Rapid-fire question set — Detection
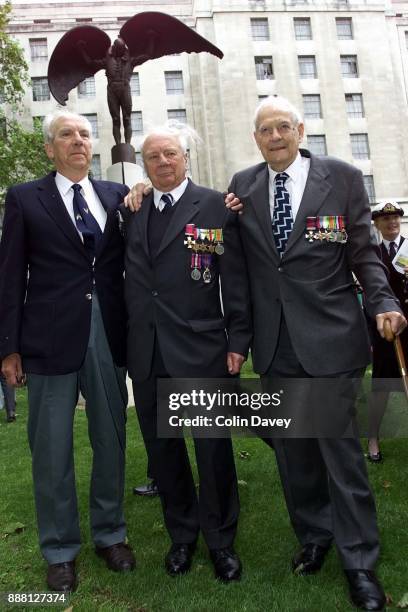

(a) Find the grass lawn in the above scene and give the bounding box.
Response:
[0,383,407,612]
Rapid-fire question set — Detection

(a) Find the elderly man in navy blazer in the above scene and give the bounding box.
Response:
[0,111,135,592]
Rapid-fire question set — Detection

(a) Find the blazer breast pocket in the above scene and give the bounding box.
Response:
[188,318,225,332]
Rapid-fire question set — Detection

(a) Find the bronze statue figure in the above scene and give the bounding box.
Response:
[48,12,223,146]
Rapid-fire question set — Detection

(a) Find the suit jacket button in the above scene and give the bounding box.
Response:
[85,293,92,300]
[152,290,158,297]
[278,267,282,272]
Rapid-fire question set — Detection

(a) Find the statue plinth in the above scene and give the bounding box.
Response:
[107,143,143,187]
[111,143,136,165]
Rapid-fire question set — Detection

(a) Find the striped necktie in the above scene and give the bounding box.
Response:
[272,172,293,256]
[160,193,174,213]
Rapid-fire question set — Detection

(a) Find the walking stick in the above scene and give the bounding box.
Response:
[383,318,408,400]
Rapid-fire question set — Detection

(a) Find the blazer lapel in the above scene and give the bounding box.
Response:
[284,153,332,254]
[246,164,279,258]
[37,173,88,258]
[134,192,153,259]
[92,180,124,258]
[155,180,200,258]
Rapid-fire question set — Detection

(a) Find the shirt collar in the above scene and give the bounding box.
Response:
[268,152,303,185]
[55,172,91,197]
[153,177,189,208]
[383,235,401,249]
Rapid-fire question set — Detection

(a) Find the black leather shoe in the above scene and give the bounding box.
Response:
[47,561,77,592]
[210,547,242,582]
[6,412,16,423]
[345,570,386,610]
[165,543,195,576]
[132,480,159,496]
[95,542,136,572]
[292,543,330,575]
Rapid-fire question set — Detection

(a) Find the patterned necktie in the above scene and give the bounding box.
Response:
[272,172,293,256]
[389,241,397,260]
[72,183,102,256]
[160,193,174,213]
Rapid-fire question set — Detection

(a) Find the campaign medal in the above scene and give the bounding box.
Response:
[202,254,212,283]
[214,228,224,254]
[305,216,348,243]
[191,253,201,280]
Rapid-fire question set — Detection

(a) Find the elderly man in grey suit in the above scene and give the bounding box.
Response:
[226,95,406,611]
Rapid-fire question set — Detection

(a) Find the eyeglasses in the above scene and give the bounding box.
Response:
[256,123,296,138]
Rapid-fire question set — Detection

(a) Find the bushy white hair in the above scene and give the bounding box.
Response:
[140,121,202,157]
[254,95,303,129]
[42,110,93,143]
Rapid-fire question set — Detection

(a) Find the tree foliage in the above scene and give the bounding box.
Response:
[0,1,28,106]
[0,2,52,221]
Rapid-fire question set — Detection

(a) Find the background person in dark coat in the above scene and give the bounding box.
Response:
[226,95,406,611]
[0,111,135,592]
[368,201,408,461]
[121,124,251,583]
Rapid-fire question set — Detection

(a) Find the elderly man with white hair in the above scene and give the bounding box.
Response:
[0,110,135,592]
[120,123,251,583]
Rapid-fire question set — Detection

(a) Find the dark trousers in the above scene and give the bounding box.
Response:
[261,318,379,570]
[132,342,239,550]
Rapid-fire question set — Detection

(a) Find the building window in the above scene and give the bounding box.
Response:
[91,155,101,180]
[351,133,370,159]
[345,93,364,118]
[78,76,96,98]
[167,109,187,123]
[298,56,317,79]
[406,32,408,49]
[251,18,270,41]
[307,135,327,156]
[31,77,50,101]
[340,55,358,78]
[131,111,143,135]
[165,71,184,94]
[255,56,274,80]
[29,38,48,62]
[83,114,98,138]
[336,17,353,40]
[364,176,376,204]
[135,151,145,174]
[130,73,140,96]
[294,18,312,41]
[303,94,322,119]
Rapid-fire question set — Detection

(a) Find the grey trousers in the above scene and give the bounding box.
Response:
[27,295,128,563]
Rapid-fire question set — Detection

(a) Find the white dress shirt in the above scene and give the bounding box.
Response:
[153,177,189,211]
[382,235,401,255]
[268,152,310,222]
[54,172,107,236]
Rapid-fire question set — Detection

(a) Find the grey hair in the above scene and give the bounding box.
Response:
[140,121,202,157]
[254,95,303,129]
[42,110,93,143]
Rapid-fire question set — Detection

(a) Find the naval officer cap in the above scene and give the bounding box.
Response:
[371,201,404,220]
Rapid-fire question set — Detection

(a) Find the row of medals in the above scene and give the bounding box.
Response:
[305,216,348,244]
[184,225,224,283]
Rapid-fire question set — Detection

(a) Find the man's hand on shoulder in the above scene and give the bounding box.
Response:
[123,181,152,212]
[376,311,407,339]
[1,353,25,387]
[227,352,246,375]
[225,192,244,214]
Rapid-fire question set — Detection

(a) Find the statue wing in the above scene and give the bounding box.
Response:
[48,26,111,105]
[120,12,223,63]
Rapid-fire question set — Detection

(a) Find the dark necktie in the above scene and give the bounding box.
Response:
[160,193,174,213]
[272,172,293,256]
[72,183,102,256]
[389,241,397,260]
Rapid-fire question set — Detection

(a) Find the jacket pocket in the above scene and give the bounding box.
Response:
[188,318,225,332]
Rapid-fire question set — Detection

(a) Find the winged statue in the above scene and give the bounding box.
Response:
[48,12,223,145]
